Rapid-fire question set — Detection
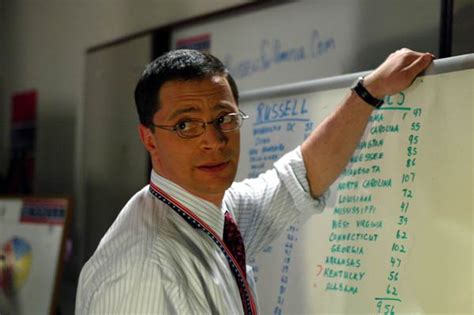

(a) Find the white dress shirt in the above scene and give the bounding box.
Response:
[75,147,325,314]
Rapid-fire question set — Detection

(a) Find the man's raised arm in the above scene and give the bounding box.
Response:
[301,48,434,198]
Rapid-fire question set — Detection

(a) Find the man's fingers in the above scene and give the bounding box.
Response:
[404,53,433,76]
[365,49,434,97]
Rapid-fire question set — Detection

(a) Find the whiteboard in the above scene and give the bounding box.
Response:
[171,1,440,91]
[235,55,473,314]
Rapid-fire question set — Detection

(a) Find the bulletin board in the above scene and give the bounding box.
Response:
[0,197,71,315]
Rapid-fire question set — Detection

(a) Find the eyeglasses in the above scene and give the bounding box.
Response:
[150,110,249,139]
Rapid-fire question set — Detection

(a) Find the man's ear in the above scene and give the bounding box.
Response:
[138,124,157,154]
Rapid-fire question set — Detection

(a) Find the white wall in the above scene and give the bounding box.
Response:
[0,0,249,194]
[81,36,152,262]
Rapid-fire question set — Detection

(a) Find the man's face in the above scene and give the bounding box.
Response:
[143,75,240,205]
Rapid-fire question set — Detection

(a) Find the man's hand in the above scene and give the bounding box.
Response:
[301,48,434,198]
[364,48,435,99]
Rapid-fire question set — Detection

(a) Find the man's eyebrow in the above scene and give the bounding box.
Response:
[213,102,237,111]
[168,103,237,120]
[168,107,200,120]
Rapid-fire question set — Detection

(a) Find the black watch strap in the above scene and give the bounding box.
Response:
[352,77,384,108]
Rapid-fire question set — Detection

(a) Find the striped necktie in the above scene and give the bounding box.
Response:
[223,211,247,279]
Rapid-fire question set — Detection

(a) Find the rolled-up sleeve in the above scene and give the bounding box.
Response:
[224,146,328,258]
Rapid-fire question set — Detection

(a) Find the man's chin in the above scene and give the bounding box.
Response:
[200,179,234,193]
[188,166,237,199]
[191,178,234,198]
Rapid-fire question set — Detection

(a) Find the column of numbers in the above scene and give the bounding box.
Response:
[376,107,422,314]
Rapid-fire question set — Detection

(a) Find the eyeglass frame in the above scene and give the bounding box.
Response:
[149,110,249,139]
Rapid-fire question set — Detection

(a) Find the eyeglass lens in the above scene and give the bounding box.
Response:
[178,112,244,138]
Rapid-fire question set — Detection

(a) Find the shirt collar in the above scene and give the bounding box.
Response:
[150,170,226,238]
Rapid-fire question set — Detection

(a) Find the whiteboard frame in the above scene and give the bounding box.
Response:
[240,54,474,102]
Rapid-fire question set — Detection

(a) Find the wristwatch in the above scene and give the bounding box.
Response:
[351,76,384,108]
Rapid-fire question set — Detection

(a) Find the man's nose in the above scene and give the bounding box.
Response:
[200,123,227,150]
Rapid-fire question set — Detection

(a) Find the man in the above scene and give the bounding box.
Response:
[76,48,433,314]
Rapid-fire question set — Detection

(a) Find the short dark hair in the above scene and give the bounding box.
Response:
[134,49,239,127]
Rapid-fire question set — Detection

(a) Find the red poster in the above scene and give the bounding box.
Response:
[175,33,211,52]
[5,90,37,193]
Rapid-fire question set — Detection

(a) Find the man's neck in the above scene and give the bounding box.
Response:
[151,169,225,208]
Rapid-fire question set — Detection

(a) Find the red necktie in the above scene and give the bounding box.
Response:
[223,211,247,279]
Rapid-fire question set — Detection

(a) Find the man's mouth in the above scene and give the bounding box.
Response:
[197,161,230,172]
